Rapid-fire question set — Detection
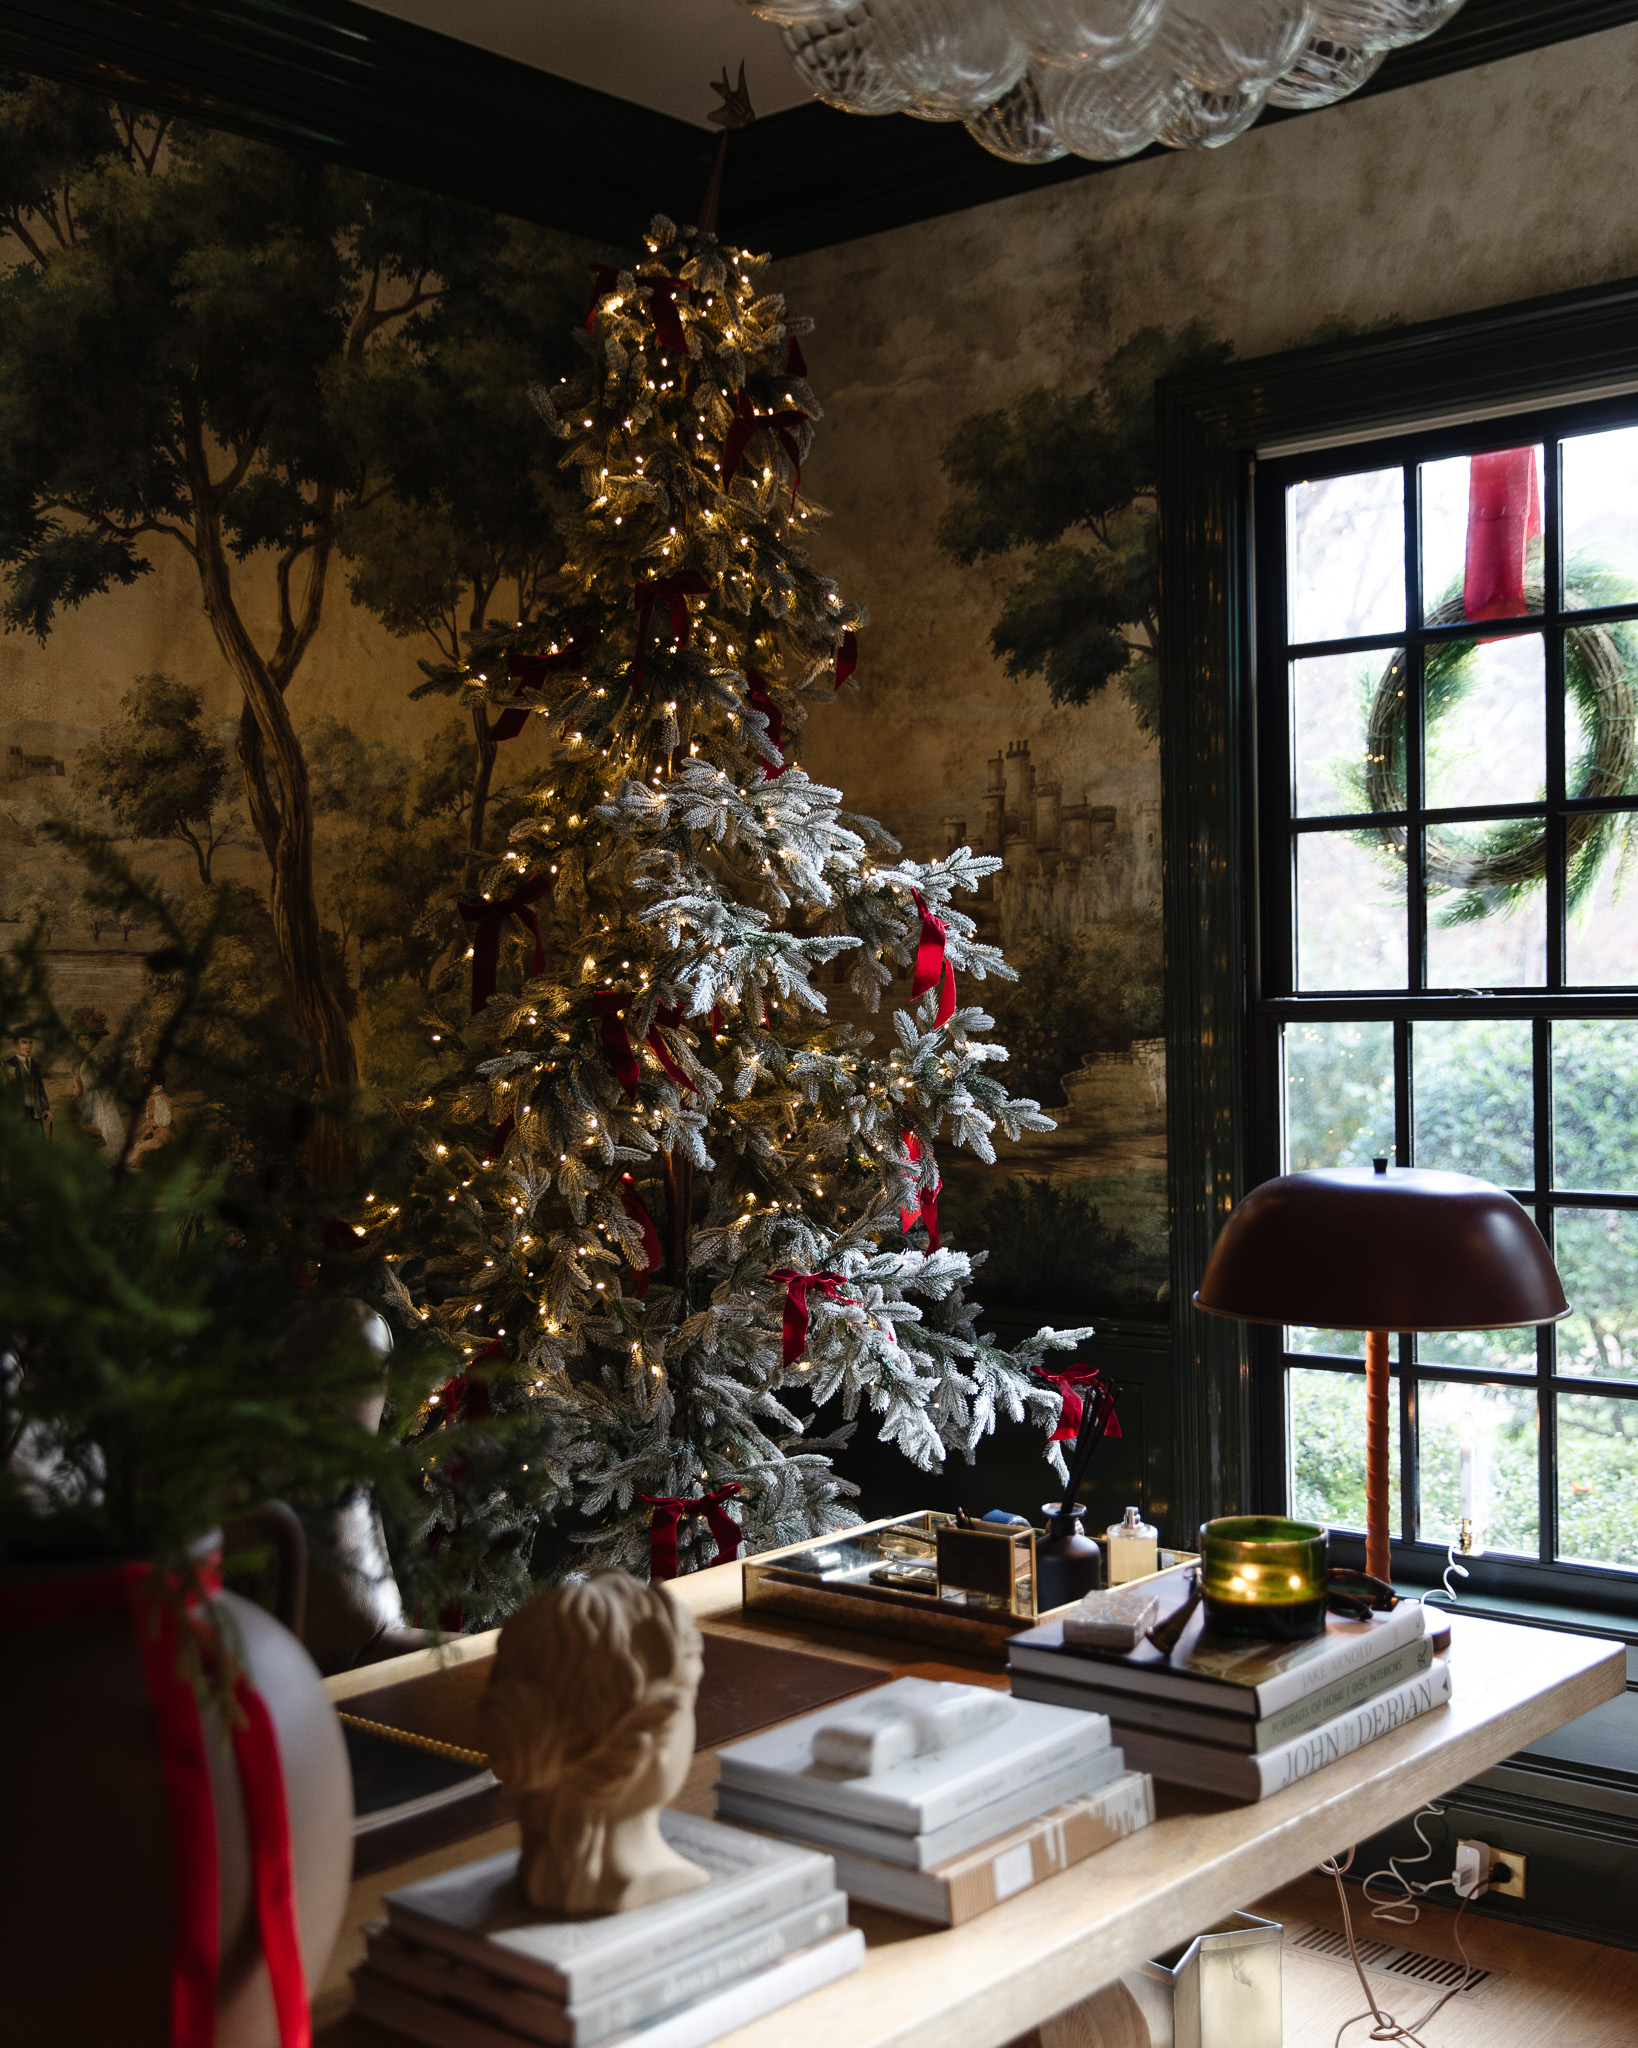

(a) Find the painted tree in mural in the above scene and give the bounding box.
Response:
[938,324,1229,737]
[0,77,585,1173]
[377,217,1104,1580]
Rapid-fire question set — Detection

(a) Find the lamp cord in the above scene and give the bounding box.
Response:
[1318,1806,1476,2047]
[1421,1550,1470,1611]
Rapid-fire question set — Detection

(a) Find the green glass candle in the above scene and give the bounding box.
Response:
[1197,1516,1330,1641]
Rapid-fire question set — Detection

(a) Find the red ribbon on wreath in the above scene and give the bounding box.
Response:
[909,890,957,1026]
[459,873,554,1016]
[0,1558,310,2048]
[619,1172,663,1296]
[834,630,857,690]
[722,390,807,505]
[489,639,595,743]
[767,1267,849,1367]
[1034,1365,1123,1445]
[900,1132,942,1251]
[634,571,711,688]
[593,994,697,1094]
[640,1483,744,1581]
[745,667,784,779]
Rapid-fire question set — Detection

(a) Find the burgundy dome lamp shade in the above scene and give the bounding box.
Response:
[1194,1162,1568,1583]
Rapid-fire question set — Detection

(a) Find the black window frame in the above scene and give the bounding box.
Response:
[1252,398,1638,1608]
[1157,275,1638,1631]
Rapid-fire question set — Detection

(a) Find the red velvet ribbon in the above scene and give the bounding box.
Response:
[835,630,857,689]
[900,1132,942,1251]
[909,890,957,1026]
[745,667,784,779]
[1035,1365,1123,1445]
[459,873,554,1016]
[585,262,620,331]
[619,1171,663,1295]
[1465,447,1542,624]
[593,994,697,1093]
[767,1267,848,1367]
[643,276,689,354]
[483,1114,515,1163]
[0,1558,309,2048]
[786,337,807,378]
[640,1483,744,1580]
[722,391,807,504]
[634,571,711,687]
[489,640,594,743]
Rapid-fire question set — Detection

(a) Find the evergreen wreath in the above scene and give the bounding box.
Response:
[1361,570,1638,923]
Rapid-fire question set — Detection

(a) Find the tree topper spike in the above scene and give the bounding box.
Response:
[708,63,756,132]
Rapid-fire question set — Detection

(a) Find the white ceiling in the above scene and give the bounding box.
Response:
[354,1,816,127]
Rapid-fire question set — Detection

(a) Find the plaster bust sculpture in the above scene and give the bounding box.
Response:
[480,1572,709,1915]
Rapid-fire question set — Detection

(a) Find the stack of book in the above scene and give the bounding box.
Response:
[352,1809,862,2048]
[1007,1584,1449,1801]
[715,1677,1155,1925]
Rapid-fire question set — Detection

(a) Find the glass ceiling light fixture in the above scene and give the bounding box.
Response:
[745,0,1466,164]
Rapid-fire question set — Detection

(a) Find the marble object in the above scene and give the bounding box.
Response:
[480,1573,709,1914]
[811,1676,1015,1776]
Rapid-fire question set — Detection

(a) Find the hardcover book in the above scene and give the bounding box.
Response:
[1007,1594,1428,1718]
[383,1811,835,2004]
[715,1743,1126,1869]
[715,1681,1111,1835]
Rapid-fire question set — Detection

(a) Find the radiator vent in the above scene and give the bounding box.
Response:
[1285,1921,1497,2000]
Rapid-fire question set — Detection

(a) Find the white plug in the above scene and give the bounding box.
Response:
[1452,1839,1490,1899]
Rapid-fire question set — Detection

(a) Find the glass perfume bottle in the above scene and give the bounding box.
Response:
[1106,1505,1158,1584]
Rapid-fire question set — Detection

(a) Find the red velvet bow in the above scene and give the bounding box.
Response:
[835,630,857,689]
[489,639,594,743]
[643,275,689,354]
[1465,447,1542,625]
[634,571,711,687]
[1035,1365,1123,1445]
[585,262,621,331]
[745,666,784,779]
[722,390,807,504]
[909,890,957,1027]
[483,1114,515,1164]
[767,1267,849,1367]
[620,1171,663,1296]
[0,1558,309,2048]
[593,994,697,1094]
[459,872,554,1016]
[900,1132,942,1251]
[640,1483,744,1581]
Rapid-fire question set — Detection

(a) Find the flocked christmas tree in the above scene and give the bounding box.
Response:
[377,213,1105,1589]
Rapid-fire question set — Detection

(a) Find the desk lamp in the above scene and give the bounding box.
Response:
[1193,1160,1568,1583]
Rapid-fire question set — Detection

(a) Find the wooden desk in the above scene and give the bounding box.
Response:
[317,1561,1624,2048]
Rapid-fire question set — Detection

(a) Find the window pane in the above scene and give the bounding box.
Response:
[1416,1323,1536,1371]
[1288,467,1405,647]
[1296,832,1405,990]
[1552,1019,1638,1189]
[1287,1327,1366,1361]
[1417,1381,1538,1558]
[1424,632,1544,811]
[1565,815,1638,987]
[1421,447,1544,626]
[1556,1393,1638,1569]
[1292,650,1399,818]
[1288,1366,1401,1535]
[1562,424,1638,610]
[1425,832,1545,989]
[1412,1019,1533,1188]
[1284,1019,1395,1171]
[1555,1210,1638,1383]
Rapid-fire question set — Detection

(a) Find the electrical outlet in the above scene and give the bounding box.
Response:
[1454,1838,1527,1900]
[1488,1849,1526,1899]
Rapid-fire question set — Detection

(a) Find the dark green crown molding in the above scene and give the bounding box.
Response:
[2,0,1636,253]
[1155,274,1638,1540]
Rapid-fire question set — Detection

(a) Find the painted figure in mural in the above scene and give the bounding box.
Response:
[69,1009,126,1155]
[6,1033,51,1135]
[128,1078,175,1169]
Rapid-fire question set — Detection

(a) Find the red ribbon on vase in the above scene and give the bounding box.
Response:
[592,994,698,1094]
[767,1267,849,1367]
[745,667,784,779]
[459,873,554,1016]
[488,639,594,744]
[834,630,857,690]
[634,571,711,688]
[900,1133,942,1251]
[909,890,957,1027]
[619,1171,664,1295]
[640,1483,744,1581]
[1034,1365,1123,1445]
[1465,447,1543,625]
[0,1558,310,2048]
[721,390,807,505]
